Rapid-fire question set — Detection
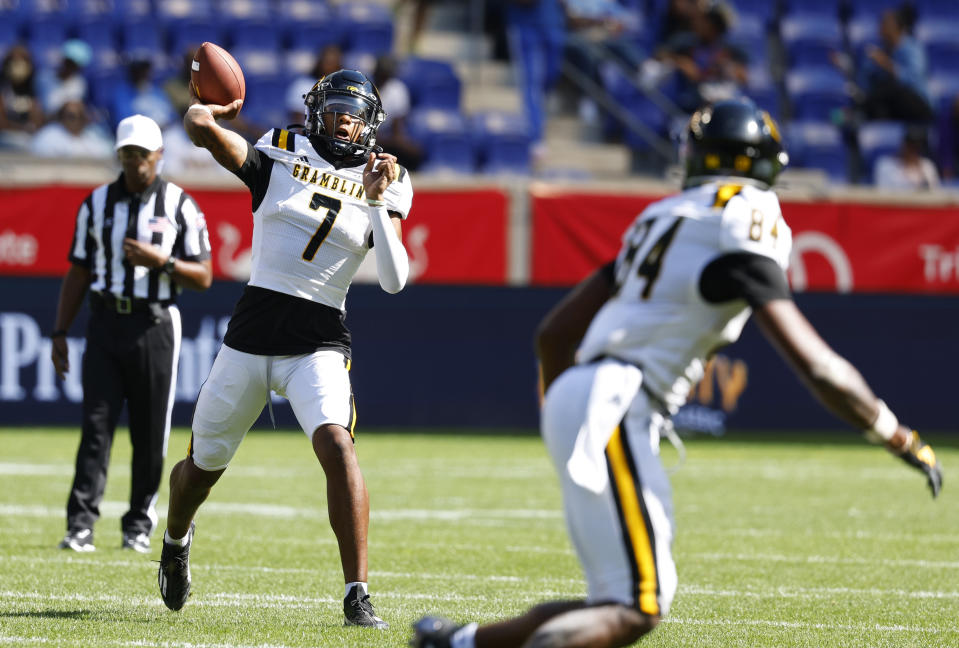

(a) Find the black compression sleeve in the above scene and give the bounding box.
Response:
[699,252,791,308]
[232,141,274,212]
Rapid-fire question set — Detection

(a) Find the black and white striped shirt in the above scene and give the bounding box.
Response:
[69,174,211,302]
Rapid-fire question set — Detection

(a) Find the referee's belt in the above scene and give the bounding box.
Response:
[90,291,174,315]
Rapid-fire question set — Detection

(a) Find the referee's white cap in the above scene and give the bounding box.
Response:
[115,114,163,152]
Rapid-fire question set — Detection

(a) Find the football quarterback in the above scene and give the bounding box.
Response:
[411,97,942,648]
[158,69,409,630]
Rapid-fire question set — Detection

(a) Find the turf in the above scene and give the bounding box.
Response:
[0,427,955,648]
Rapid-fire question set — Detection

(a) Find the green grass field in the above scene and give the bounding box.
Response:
[0,427,955,648]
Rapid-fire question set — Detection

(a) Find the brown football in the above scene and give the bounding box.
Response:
[190,42,245,107]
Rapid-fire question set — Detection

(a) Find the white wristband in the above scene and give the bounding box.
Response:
[188,104,213,117]
[863,399,899,443]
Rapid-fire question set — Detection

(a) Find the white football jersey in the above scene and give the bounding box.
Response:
[577,180,792,412]
[247,128,413,311]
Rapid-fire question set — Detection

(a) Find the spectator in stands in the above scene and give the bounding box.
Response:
[855,5,932,123]
[874,125,940,190]
[563,0,647,129]
[395,0,435,54]
[0,44,44,151]
[111,53,176,129]
[33,100,114,159]
[286,44,344,127]
[505,0,567,159]
[655,2,748,113]
[37,39,92,117]
[655,0,707,47]
[371,54,422,171]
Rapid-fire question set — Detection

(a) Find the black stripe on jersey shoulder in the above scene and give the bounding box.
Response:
[699,252,791,308]
[271,128,282,147]
[285,131,296,152]
[235,141,275,213]
[713,184,744,208]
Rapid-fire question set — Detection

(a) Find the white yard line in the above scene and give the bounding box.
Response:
[662,617,949,635]
[694,551,959,570]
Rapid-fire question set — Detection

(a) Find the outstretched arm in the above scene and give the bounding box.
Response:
[753,298,942,497]
[535,264,614,394]
[183,84,247,172]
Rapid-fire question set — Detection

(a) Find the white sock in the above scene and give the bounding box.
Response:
[451,623,478,648]
[346,581,368,598]
[163,528,190,546]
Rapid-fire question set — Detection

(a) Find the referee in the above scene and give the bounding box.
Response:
[51,114,213,554]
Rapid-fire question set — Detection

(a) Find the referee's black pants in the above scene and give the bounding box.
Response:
[66,301,180,538]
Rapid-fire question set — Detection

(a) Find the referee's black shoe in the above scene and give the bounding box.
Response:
[158,522,194,611]
[344,585,389,629]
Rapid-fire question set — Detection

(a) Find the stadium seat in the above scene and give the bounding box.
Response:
[726,14,767,61]
[914,0,959,19]
[845,14,879,52]
[928,73,959,114]
[156,0,214,27]
[119,20,162,58]
[726,0,778,27]
[277,0,335,37]
[407,109,476,174]
[218,0,273,30]
[471,112,532,175]
[286,19,344,54]
[243,77,290,130]
[784,120,848,180]
[169,21,224,60]
[339,3,394,56]
[26,18,70,69]
[916,19,959,74]
[780,14,843,68]
[780,0,842,19]
[848,0,903,15]
[785,66,849,121]
[232,45,283,82]
[858,120,905,181]
[398,58,461,111]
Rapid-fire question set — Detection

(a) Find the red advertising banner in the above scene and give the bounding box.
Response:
[0,185,508,285]
[531,191,959,293]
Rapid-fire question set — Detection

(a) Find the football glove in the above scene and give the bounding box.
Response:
[895,430,942,499]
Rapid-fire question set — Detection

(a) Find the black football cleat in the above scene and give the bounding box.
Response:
[344,585,389,629]
[157,522,194,611]
[410,616,463,648]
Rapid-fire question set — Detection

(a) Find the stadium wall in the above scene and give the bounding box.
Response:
[1,277,957,432]
[1,174,957,432]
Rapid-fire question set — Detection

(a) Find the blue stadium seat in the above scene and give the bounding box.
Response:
[218,0,273,30]
[232,45,283,82]
[915,0,959,19]
[169,21,224,60]
[928,73,959,114]
[339,3,394,56]
[916,19,959,74]
[398,57,461,110]
[112,0,152,23]
[230,22,282,52]
[471,112,532,175]
[780,14,843,68]
[156,0,214,26]
[727,0,778,27]
[26,18,70,69]
[277,0,332,27]
[927,43,959,75]
[118,19,162,54]
[858,120,905,180]
[780,0,842,19]
[848,0,903,16]
[243,77,290,130]
[0,19,21,50]
[407,109,476,174]
[76,18,120,72]
[845,15,879,52]
[726,13,767,60]
[785,66,849,121]
[784,120,848,180]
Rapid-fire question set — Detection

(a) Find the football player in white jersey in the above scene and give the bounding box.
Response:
[411,98,943,648]
[157,70,410,629]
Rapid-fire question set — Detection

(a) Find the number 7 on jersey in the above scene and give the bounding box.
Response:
[302,193,342,261]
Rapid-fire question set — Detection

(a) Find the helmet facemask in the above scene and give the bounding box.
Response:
[304,85,385,160]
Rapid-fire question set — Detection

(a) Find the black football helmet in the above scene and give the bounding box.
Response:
[304,69,386,163]
[682,97,788,189]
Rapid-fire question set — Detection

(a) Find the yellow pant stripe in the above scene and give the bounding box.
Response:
[607,426,660,616]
